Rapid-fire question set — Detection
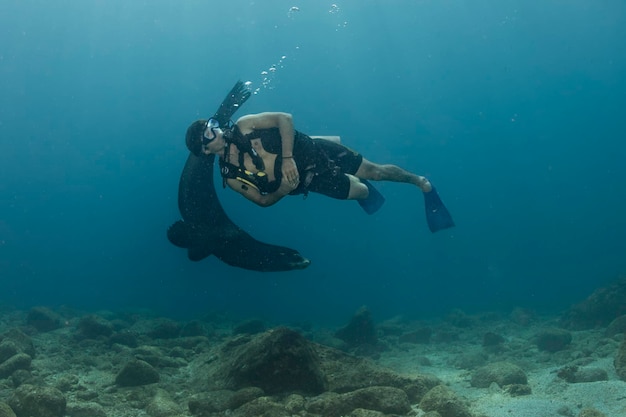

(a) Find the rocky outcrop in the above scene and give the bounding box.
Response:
[216,327,326,395]
[561,276,626,329]
[193,327,441,417]
[8,384,66,417]
[335,307,378,347]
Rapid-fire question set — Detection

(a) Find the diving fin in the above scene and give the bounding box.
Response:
[358,180,386,215]
[423,187,455,232]
[212,80,252,127]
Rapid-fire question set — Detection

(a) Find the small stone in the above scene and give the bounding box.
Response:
[76,316,114,339]
[0,353,32,378]
[454,351,488,370]
[115,360,160,387]
[284,393,305,413]
[147,320,181,339]
[26,307,61,332]
[503,383,532,396]
[306,387,410,416]
[0,341,19,363]
[348,409,387,417]
[109,331,138,348]
[419,385,472,417]
[180,320,207,337]
[230,397,289,416]
[535,328,572,352]
[11,369,33,387]
[188,390,234,414]
[0,401,17,417]
[0,329,36,357]
[229,387,265,409]
[574,367,608,383]
[232,319,266,335]
[578,407,607,417]
[483,332,505,347]
[471,361,528,388]
[146,389,183,417]
[66,401,107,417]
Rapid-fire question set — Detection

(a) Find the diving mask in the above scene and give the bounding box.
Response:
[202,118,220,145]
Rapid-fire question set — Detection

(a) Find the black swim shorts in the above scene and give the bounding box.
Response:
[304,139,363,200]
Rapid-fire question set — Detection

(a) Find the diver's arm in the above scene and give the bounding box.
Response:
[236,112,298,182]
[226,177,296,207]
[236,112,295,156]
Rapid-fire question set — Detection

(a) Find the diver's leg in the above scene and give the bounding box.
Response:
[355,159,432,192]
[346,174,369,200]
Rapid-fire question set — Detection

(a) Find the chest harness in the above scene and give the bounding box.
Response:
[219,125,273,194]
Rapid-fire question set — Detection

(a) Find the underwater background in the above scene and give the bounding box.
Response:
[1,0,624,325]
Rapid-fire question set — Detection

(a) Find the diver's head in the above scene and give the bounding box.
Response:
[186,118,223,156]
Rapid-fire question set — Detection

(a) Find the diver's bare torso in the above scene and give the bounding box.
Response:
[225,135,341,187]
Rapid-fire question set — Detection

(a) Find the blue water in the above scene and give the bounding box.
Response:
[1,1,625,325]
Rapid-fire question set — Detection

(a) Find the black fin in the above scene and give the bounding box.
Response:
[357,180,386,215]
[212,80,251,126]
[423,187,455,232]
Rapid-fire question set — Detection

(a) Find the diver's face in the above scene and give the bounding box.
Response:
[201,128,224,155]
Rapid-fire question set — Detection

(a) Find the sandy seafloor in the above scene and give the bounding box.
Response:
[376,318,626,417]
[1,305,625,417]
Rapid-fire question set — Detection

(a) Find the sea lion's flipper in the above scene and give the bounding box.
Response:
[167,220,189,248]
[213,225,310,271]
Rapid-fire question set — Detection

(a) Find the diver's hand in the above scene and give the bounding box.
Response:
[279,175,299,193]
[257,177,299,207]
[282,157,299,187]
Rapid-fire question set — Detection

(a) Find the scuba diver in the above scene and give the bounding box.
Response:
[185,112,454,232]
[169,81,453,271]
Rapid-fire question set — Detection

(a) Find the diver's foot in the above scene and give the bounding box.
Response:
[418,176,432,193]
